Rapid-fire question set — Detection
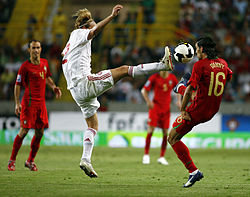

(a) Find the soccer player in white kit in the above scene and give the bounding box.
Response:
[61,4,174,178]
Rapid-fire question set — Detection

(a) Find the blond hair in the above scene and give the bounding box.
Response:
[73,8,93,29]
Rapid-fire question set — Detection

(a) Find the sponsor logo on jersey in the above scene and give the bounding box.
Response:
[16,74,21,82]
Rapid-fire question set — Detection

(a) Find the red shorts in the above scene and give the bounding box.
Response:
[172,115,196,135]
[20,103,48,129]
[148,108,170,129]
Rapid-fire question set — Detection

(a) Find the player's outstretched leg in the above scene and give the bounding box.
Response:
[183,169,204,188]
[80,158,98,178]
[173,73,191,94]
[128,46,174,78]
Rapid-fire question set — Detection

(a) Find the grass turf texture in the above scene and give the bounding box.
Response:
[0,145,250,197]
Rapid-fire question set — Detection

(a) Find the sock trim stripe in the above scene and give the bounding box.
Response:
[87,128,97,136]
[128,66,133,77]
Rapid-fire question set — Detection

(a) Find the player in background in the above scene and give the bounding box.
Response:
[141,71,181,165]
[168,37,233,187]
[61,4,174,178]
[7,40,62,171]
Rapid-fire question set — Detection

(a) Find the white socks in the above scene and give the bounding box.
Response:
[190,169,199,175]
[128,62,166,78]
[81,128,97,162]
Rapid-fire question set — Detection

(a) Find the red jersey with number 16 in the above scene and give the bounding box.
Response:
[16,58,52,105]
[187,57,233,123]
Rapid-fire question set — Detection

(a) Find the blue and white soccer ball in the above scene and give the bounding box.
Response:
[174,43,194,63]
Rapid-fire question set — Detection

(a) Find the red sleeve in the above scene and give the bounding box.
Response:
[187,62,201,90]
[15,63,26,86]
[143,74,156,91]
[45,59,52,78]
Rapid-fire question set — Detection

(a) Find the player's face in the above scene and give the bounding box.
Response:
[195,43,202,60]
[29,41,41,59]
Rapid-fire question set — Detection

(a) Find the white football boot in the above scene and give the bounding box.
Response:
[157,157,169,165]
[161,46,174,71]
[142,155,150,164]
[80,159,98,178]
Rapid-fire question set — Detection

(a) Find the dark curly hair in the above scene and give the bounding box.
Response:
[28,39,41,48]
[196,37,218,59]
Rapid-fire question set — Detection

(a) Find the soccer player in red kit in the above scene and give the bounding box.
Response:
[168,37,233,187]
[141,71,181,165]
[8,40,62,171]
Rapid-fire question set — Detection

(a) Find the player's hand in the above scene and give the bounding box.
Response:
[15,103,22,116]
[181,111,191,121]
[111,4,123,17]
[53,87,62,99]
[191,90,197,101]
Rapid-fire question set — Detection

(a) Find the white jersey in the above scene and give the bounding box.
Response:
[62,28,92,89]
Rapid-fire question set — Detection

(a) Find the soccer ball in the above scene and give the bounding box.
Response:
[174,43,194,63]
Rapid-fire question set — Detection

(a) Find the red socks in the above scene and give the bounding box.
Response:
[27,135,42,162]
[145,133,168,157]
[172,141,197,173]
[160,135,168,157]
[144,133,152,155]
[10,135,24,161]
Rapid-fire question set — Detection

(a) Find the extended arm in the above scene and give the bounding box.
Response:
[180,85,195,121]
[46,77,62,99]
[141,88,154,109]
[14,84,22,116]
[87,4,123,40]
[176,94,182,110]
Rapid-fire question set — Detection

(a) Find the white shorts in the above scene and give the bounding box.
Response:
[70,70,114,118]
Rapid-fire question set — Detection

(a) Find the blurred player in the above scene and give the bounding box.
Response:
[8,40,62,171]
[141,71,181,165]
[61,4,174,178]
[168,37,233,187]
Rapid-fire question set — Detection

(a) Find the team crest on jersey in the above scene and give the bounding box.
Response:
[24,120,27,124]
[169,80,173,85]
[44,66,47,73]
[16,74,21,82]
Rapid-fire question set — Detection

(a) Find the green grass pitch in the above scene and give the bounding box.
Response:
[0,145,250,197]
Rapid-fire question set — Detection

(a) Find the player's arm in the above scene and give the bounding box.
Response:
[180,85,195,121]
[175,94,182,110]
[14,84,21,116]
[87,4,123,40]
[46,77,62,99]
[141,88,154,109]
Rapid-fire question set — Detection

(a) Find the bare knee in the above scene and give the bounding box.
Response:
[162,129,168,137]
[35,129,44,138]
[168,128,183,146]
[167,134,175,145]
[18,127,29,138]
[147,126,154,135]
